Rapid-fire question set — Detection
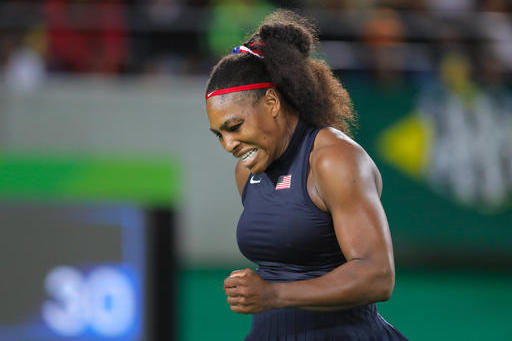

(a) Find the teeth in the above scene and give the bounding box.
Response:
[241,149,257,161]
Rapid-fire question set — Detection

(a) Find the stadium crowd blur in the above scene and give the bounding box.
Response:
[2,1,511,210]
[0,0,510,84]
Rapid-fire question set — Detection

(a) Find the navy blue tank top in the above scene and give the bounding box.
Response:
[237,120,407,340]
[238,119,344,280]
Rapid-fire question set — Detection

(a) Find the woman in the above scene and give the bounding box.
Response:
[205,10,407,340]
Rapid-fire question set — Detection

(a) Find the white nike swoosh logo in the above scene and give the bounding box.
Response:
[250,176,261,184]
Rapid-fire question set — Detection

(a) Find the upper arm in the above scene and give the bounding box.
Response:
[311,138,394,269]
[235,160,251,197]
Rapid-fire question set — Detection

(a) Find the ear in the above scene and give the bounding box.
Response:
[262,88,281,119]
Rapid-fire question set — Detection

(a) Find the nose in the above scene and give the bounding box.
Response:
[222,134,240,153]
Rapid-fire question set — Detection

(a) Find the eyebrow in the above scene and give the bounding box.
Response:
[209,117,241,135]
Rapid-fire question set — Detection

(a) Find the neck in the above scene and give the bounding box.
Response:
[276,114,299,159]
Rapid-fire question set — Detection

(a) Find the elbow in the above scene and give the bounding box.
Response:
[372,264,395,302]
[379,275,394,302]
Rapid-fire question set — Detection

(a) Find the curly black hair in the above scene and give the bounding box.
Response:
[206,9,356,136]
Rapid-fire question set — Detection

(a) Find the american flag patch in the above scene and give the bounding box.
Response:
[275,175,292,190]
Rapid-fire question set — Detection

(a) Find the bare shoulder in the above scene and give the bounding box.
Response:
[235,160,251,197]
[310,127,382,196]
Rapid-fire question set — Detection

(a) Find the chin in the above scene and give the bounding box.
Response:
[246,154,271,174]
[248,162,266,175]
[248,165,263,174]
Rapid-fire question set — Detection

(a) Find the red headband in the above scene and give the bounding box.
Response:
[206,83,275,100]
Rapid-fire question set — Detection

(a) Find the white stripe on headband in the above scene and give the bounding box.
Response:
[232,45,263,58]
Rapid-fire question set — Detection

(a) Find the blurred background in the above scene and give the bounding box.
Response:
[0,0,511,340]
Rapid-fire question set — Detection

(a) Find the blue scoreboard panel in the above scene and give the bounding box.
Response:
[0,203,174,341]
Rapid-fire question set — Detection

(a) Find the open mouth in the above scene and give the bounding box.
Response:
[241,148,257,162]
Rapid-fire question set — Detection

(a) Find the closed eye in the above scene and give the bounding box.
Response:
[210,129,222,139]
[209,120,243,139]
[228,123,242,132]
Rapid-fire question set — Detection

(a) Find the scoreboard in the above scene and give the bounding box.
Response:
[0,154,181,341]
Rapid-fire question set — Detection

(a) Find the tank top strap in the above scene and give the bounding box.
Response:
[296,124,322,208]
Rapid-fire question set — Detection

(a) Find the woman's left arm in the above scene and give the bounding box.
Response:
[224,138,395,314]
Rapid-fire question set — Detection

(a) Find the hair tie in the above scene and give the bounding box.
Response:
[231,45,263,58]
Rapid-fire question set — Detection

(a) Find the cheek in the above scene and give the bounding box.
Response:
[259,134,274,158]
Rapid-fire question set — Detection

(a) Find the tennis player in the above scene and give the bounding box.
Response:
[205,9,407,340]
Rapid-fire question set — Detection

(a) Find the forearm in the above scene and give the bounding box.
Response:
[271,259,394,311]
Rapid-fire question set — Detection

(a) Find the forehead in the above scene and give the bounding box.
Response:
[206,93,254,125]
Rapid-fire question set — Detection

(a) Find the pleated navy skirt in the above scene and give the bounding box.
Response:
[245,304,407,341]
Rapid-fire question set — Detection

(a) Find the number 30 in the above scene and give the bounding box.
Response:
[42,266,136,337]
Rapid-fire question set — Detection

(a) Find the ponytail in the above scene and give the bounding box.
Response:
[206,9,356,136]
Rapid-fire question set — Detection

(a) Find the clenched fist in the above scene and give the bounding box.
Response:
[223,268,278,314]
